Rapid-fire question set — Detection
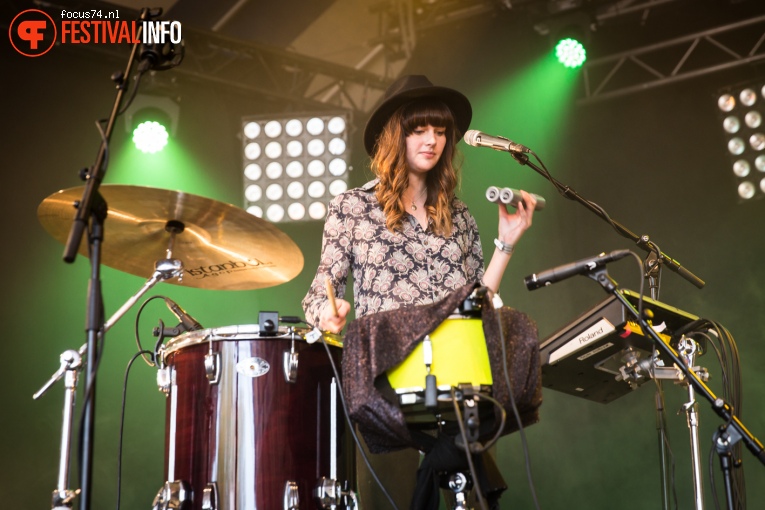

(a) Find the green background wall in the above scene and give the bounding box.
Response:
[2,3,764,509]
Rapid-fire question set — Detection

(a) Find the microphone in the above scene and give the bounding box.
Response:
[164,298,204,331]
[524,250,631,290]
[463,130,531,154]
[485,186,546,210]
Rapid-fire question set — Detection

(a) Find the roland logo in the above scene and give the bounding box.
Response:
[577,326,605,345]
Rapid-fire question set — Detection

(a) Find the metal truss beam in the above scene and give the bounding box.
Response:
[369,0,498,59]
[580,15,765,103]
[174,27,391,112]
[13,1,392,114]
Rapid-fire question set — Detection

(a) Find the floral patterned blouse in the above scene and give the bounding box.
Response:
[301,179,485,326]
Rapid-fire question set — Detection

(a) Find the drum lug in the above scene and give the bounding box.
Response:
[283,480,300,509]
[314,477,339,508]
[283,350,299,383]
[201,482,218,510]
[205,352,220,384]
[157,366,172,395]
[314,478,357,509]
[151,480,192,510]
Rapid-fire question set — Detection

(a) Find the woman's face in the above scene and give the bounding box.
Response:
[405,124,447,175]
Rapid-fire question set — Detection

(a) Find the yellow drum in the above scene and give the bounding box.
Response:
[387,317,493,400]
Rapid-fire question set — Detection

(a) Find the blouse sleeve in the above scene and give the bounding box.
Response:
[301,195,353,326]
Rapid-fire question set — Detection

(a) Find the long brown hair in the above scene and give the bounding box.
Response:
[371,98,462,236]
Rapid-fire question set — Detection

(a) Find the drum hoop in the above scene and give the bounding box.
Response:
[161,324,343,356]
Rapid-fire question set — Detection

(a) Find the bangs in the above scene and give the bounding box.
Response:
[401,99,454,133]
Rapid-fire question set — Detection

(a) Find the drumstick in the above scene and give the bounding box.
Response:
[325,276,338,317]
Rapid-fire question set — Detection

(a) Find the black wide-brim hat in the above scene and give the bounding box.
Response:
[363,74,472,156]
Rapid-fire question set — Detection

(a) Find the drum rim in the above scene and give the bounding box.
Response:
[161,323,343,355]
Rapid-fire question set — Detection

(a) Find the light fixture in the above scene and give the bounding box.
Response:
[534,9,592,69]
[125,94,179,154]
[555,37,587,68]
[242,111,351,223]
[717,81,765,202]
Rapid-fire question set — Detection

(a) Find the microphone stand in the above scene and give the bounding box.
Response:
[582,266,765,509]
[507,151,705,508]
[644,250,673,510]
[508,152,705,289]
[58,9,156,510]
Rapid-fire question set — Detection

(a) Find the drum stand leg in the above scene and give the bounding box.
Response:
[314,378,357,509]
[444,472,473,510]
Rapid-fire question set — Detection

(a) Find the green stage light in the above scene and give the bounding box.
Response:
[132,120,169,153]
[125,94,179,155]
[555,37,586,68]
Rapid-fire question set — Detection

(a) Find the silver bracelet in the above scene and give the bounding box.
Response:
[494,238,514,254]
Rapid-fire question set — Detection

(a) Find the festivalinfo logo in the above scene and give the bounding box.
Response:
[9,8,182,57]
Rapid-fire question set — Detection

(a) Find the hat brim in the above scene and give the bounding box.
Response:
[363,85,472,156]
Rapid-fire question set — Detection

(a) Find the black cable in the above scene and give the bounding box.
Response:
[709,444,722,510]
[648,376,679,510]
[302,320,401,510]
[116,66,148,116]
[677,320,746,510]
[528,151,621,236]
[450,387,489,510]
[495,306,542,510]
[464,392,507,455]
[133,294,173,367]
[115,350,154,510]
[713,322,745,510]
[93,119,110,179]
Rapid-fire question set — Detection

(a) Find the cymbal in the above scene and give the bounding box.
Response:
[38,185,304,290]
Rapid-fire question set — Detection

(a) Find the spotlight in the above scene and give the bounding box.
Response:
[535,10,591,69]
[132,109,170,154]
[717,81,765,202]
[555,37,586,68]
[125,94,179,154]
[242,112,352,223]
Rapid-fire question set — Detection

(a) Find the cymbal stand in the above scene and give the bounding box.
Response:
[34,232,185,509]
[33,350,82,510]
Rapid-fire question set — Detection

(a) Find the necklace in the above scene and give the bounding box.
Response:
[410,188,427,211]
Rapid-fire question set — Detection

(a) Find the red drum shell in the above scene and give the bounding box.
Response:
[160,325,352,509]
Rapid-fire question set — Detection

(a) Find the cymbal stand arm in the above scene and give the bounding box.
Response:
[104,224,184,333]
[36,257,183,393]
[102,257,183,332]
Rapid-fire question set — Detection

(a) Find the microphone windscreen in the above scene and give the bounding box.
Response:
[463,130,480,146]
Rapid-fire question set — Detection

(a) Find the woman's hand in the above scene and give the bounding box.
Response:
[497,189,536,246]
[318,298,351,334]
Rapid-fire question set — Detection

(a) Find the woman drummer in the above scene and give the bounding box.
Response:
[301,74,536,508]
